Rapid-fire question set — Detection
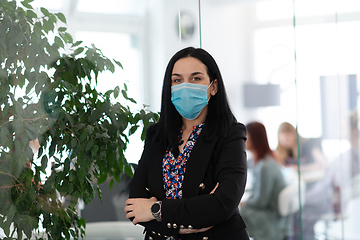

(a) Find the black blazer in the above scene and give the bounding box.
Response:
[129,122,248,240]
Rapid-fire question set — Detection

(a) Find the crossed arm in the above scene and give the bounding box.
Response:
[124,183,218,234]
[124,123,247,236]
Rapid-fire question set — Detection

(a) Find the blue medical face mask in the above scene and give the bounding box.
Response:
[171,82,212,120]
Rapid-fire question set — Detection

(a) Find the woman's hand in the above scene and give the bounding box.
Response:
[179,226,213,234]
[125,196,157,225]
[210,182,219,194]
[125,183,219,227]
[239,201,246,207]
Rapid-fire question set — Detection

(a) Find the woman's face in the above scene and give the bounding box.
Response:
[278,131,297,150]
[171,57,217,98]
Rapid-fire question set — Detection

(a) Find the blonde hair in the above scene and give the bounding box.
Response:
[275,122,298,165]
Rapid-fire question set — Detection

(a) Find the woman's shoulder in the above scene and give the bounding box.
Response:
[213,122,246,148]
[226,122,247,139]
[262,155,279,164]
[144,123,159,141]
[231,121,246,130]
[260,155,284,172]
[147,122,158,132]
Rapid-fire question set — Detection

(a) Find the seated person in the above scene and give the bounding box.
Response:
[275,122,328,177]
[240,121,287,240]
[275,122,330,240]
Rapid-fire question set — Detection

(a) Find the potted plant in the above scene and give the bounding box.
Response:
[0,0,158,239]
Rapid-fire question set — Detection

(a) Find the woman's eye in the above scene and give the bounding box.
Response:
[191,77,200,82]
[172,78,182,83]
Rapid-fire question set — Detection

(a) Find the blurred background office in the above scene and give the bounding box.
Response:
[17,0,360,239]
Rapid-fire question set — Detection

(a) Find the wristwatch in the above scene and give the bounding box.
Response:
[151,201,162,222]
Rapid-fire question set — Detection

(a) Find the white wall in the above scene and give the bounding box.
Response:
[145,1,259,124]
[38,0,360,157]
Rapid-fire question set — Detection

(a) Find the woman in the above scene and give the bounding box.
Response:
[275,122,330,239]
[275,122,328,172]
[275,122,298,167]
[240,121,287,240]
[124,47,249,240]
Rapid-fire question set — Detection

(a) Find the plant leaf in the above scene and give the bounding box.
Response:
[55,12,67,23]
[113,59,123,69]
[91,145,99,156]
[85,140,94,151]
[98,173,107,185]
[109,178,114,191]
[124,163,134,178]
[26,10,37,18]
[58,27,67,32]
[41,155,48,172]
[72,40,83,48]
[71,47,84,56]
[21,1,33,9]
[54,36,64,48]
[40,7,50,16]
[114,86,120,99]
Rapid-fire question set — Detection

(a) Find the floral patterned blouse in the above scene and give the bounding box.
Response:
[162,123,204,199]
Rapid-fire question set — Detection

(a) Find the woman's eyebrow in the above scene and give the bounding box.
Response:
[190,72,204,76]
[171,72,204,77]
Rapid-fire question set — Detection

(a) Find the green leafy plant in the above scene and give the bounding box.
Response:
[0,0,158,239]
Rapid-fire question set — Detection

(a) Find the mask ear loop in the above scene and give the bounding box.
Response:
[207,81,214,102]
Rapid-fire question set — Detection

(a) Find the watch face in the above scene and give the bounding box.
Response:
[151,203,160,213]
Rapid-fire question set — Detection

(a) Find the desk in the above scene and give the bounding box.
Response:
[299,170,325,183]
[281,167,325,184]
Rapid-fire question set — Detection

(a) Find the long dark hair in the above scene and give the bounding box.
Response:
[246,121,276,164]
[154,47,236,149]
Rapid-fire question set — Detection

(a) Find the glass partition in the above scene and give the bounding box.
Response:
[294,0,360,238]
[202,0,360,239]
[200,0,360,240]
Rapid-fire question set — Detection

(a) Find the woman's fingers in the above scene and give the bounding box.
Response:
[124,204,133,214]
[179,229,198,234]
[125,198,136,205]
[124,202,139,225]
[210,182,219,194]
[179,226,213,234]
[150,196,157,201]
[197,226,213,233]
[124,197,158,225]
[126,210,135,219]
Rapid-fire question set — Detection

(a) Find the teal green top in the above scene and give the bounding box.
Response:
[240,155,287,240]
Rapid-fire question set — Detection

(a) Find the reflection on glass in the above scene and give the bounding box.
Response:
[177,11,196,40]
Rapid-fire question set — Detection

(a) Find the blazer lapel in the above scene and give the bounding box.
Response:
[182,125,218,197]
[147,141,166,199]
